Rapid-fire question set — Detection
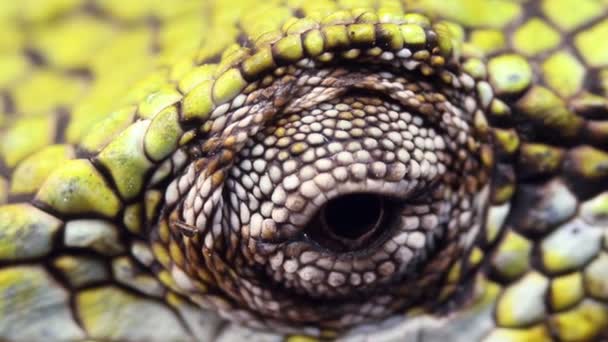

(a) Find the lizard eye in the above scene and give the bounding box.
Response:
[155,11,489,334]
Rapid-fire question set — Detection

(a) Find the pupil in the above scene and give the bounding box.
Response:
[322,193,384,240]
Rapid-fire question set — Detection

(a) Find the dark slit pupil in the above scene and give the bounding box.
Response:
[322,193,383,240]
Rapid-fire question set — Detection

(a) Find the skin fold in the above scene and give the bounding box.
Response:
[0,0,607,341]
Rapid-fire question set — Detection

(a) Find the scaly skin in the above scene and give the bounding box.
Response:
[1,0,608,341]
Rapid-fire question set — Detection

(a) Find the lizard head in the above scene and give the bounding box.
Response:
[6,2,606,341]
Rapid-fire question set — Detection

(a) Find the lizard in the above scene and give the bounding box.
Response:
[0,0,607,341]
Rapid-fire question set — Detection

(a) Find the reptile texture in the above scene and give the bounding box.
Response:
[1,0,608,341]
